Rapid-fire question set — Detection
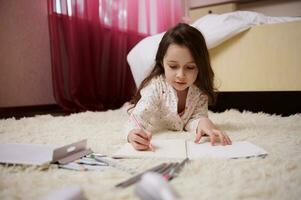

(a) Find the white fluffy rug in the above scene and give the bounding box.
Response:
[0,108,301,200]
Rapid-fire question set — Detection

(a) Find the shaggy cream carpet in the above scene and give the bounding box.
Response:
[0,108,300,200]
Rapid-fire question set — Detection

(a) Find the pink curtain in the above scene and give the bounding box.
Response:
[48,0,185,113]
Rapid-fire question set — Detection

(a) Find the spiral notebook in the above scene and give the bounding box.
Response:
[113,139,268,159]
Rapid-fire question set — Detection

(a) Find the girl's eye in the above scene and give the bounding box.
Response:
[169,65,177,69]
[186,66,196,70]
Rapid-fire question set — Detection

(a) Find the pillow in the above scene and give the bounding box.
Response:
[127,32,165,88]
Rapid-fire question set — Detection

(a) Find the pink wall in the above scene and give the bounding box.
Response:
[0,0,55,107]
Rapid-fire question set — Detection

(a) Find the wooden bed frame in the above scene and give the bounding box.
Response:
[207,20,301,115]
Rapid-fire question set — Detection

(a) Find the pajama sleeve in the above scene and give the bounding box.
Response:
[124,78,161,140]
[185,94,208,133]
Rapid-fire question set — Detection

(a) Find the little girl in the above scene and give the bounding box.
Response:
[125,23,232,151]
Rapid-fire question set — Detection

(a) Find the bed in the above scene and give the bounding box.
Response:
[209,20,301,92]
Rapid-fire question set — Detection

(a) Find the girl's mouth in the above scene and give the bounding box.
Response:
[175,81,186,85]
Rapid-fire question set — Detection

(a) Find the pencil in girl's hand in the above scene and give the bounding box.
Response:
[149,143,155,152]
[131,114,155,152]
[131,113,142,129]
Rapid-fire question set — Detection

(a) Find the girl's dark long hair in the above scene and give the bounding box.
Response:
[129,23,216,109]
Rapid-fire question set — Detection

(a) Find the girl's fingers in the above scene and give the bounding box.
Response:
[213,130,232,145]
[224,132,232,145]
[194,132,202,143]
[219,131,231,145]
[132,141,149,150]
[132,134,150,146]
[208,131,216,146]
[129,129,154,151]
[145,130,152,140]
[129,130,150,145]
[194,129,232,146]
[215,130,226,145]
[130,137,149,150]
[135,131,149,140]
[144,131,155,151]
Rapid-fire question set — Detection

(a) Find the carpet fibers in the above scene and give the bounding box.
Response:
[0,108,300,200]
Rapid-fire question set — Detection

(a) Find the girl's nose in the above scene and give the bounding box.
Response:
[176,69,185,78]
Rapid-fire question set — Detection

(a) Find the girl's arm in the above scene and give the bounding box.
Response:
[184,94,231,145]
[184,94,208,132]
[125,79,161,150]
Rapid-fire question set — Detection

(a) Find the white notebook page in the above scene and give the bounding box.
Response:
[113,139,186,159]
[187,141,268,159]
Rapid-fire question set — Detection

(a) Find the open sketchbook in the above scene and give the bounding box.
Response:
[113,139,268,159]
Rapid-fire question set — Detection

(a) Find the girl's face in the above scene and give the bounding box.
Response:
[163,44,198,92]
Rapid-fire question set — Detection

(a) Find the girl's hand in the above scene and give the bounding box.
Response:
[128,129,152,151]
[194,117,232,146]
[194,129,232,146]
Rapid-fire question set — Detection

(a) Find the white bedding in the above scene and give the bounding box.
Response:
[128,11,301,87]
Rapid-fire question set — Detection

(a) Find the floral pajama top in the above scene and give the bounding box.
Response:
[124,75,208,139]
